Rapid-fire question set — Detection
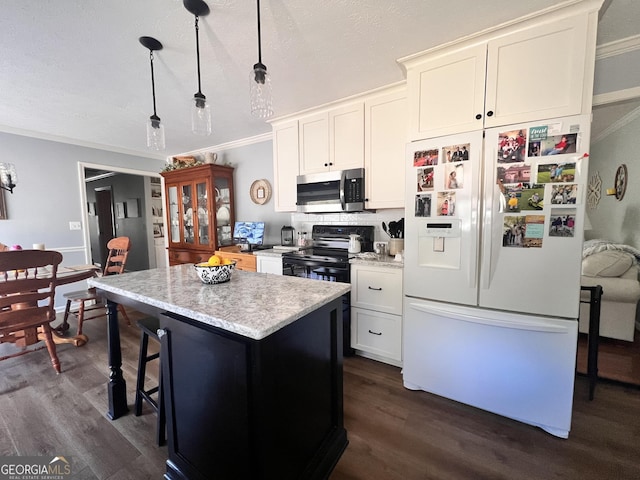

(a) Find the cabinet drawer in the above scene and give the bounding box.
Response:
[168,249,212,266]
[351,307,401,361]
[351,265,403,314]
[215,251,257,272]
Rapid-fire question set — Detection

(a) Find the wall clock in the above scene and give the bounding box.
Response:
[614,164,627,201]
[250,179,272,205]
[587,171,601,209]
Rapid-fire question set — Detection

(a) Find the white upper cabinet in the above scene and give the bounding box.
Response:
[402,5,599,140]
[272,119,299,212]
[484,15,588,128]
[407,44,487,140]
[299,103,364,175]
[329,103,365,171]
[299,113,329,175]
[364,86,408,210]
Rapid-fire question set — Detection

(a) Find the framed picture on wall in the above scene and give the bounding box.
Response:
[115,202,125,219]
[125,198,139,217]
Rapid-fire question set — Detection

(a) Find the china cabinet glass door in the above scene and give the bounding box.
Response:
[168,186,180,244]
[182,184,194,244]
[195,181,210,246]
[215,177,232,245]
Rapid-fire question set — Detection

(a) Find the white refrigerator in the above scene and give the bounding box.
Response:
[403,114,590,438]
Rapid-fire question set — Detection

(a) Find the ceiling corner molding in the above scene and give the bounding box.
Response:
[593,86,640,106]
[177,131,273,157]
[596,33,640,60]
[214,131,272,151]
[592,104,640,144]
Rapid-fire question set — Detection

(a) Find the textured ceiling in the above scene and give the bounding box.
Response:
[0,0,636,160]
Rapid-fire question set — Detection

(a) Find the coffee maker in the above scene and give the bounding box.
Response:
[281,226,295,246]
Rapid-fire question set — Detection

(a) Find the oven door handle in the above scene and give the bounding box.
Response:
[339,170,346,211]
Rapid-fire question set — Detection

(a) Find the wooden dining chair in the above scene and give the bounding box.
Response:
[0,249,64,373]
[62,237,132,336]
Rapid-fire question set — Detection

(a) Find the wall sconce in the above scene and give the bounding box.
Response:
[606,164,627,200]
[140,36,166,151]
[184,0,212,136]
[0,163,17,193]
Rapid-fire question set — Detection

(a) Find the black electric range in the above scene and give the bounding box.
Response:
[282,225,375,356]
[281,225,374,281]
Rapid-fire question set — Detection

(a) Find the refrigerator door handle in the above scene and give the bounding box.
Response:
[408,302,571,334]
[480,147,502,291]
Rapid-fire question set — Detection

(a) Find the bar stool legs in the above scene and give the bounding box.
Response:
[134,316,166,446]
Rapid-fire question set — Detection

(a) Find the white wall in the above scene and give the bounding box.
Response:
[587,113,640,248]
[216,141,291,246]
[0,131,165,307]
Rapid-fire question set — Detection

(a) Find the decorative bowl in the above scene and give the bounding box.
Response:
[194,261,236,284]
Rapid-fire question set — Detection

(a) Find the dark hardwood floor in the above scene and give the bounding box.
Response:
[576,332,640,386]
[1,310,640,479]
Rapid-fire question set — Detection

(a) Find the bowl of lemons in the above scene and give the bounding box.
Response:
[194,255,237,284]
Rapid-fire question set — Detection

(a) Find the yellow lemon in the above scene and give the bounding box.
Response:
[222,259,233,265]
[207,255,221,266]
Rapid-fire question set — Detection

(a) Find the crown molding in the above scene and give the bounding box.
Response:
[177,132,272,156]
[592,103,640,144]
[596,34,640,60]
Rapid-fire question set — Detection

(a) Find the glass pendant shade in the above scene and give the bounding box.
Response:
[250,63,273,119]
[191,93,212,136]
[0,163,17,193]
[146,115,166,150]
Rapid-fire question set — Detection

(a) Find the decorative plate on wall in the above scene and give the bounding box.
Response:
[614,164,627,201]
[250,179,272,205]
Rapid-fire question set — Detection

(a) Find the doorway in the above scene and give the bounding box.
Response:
[94,187,115,267]
[82,165,164,272]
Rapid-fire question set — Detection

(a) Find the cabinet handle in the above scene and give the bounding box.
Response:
[368,329,382,336]
[475,114,482,120]
[486,110,494,117]
[157,328,167,339]
[368,286,382,291]
[329,162,333,166]
[324,163,329,167]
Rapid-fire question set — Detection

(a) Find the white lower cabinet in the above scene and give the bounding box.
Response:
[256,255,283,275]
[351,263,403,366]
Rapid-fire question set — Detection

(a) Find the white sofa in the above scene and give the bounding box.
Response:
[579,249,640,342]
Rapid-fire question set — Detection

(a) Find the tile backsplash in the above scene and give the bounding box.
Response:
[289,208,405,244]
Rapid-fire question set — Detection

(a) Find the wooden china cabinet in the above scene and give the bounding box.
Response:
[161,164,235,266]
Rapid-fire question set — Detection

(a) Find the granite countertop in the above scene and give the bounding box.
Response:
[350,253,404,269]
[252,248,284,258]
[88,264,350,340]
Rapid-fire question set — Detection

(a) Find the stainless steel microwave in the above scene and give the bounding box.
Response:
[296,168,365,213]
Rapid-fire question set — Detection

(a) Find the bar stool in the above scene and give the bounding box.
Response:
[134,316,166,446]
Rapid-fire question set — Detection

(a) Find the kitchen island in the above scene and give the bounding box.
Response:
[89,264,350,480]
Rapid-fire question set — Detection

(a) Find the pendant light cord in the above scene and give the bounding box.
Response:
[149,50,158,118]
[195,15,203,96]
[256,0,262,65]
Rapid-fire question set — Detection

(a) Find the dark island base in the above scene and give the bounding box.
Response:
[158,297,348,480]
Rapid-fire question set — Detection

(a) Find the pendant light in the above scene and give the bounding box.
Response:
[139,36,165,151]
[184,0,212,136]
[250,0,273,119]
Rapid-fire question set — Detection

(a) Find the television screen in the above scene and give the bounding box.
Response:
[233,222,265,245]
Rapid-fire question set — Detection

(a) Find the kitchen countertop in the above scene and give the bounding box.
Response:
[350,253,404,268]
[252,248,285,257]
[88,264,350,340]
